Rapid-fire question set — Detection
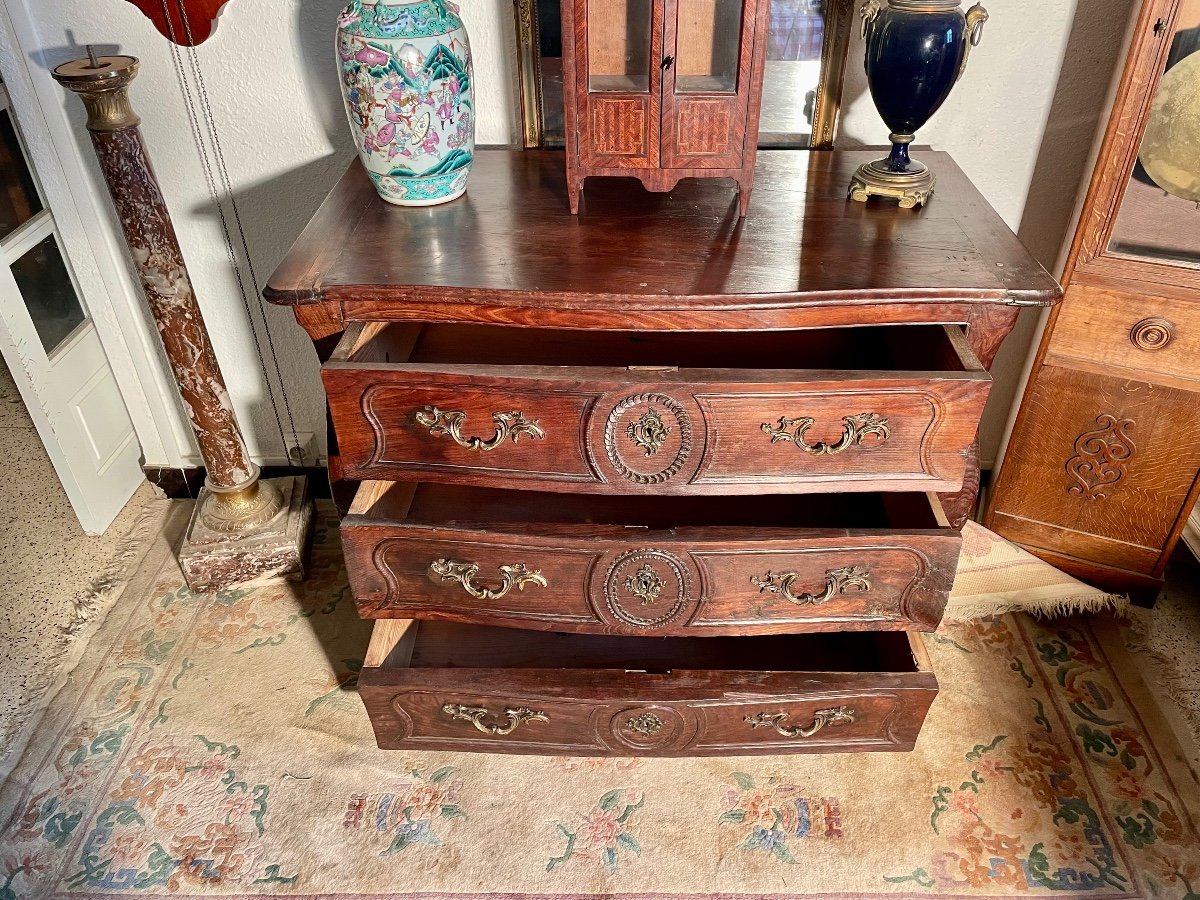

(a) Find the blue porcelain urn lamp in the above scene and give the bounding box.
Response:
[849,0,988,208]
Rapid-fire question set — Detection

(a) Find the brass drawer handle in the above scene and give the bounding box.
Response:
[762,413,890,455]
[415,405,545,452]
[751,565,872,606]
[745,706,856,738]
[442,703,549,736]
[429,559,548,601]
[1129,317,1174,351]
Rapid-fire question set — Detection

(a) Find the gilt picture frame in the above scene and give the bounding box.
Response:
[513,0,854,150]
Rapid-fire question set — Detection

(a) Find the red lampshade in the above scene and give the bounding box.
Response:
[121,0,230,46]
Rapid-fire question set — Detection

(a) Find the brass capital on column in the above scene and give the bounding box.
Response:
[52,53,141,131]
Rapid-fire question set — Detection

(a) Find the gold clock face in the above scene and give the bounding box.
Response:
[1139,50,1200,202]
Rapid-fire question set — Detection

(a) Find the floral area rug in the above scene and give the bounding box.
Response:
[1,506,1197,899]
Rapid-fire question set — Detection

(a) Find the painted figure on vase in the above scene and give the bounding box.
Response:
[337,0,474,206]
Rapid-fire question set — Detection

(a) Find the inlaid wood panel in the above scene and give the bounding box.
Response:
[358,620,938,756]
[988,365,1200,574]
[342,482,959,634]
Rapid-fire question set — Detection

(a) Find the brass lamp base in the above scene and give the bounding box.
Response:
[179,475,314,594]
[848,158,935,209]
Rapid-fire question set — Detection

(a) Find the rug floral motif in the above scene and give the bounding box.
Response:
[1,510,1197,898]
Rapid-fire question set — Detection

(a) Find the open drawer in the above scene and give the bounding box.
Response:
[342,481,960,634]
[323,323,991,495]
[358,620,938,756]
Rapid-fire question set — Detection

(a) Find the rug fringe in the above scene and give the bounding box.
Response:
[1122,607,1200,753]
[0,500,171,776]
[945,591,1129,623]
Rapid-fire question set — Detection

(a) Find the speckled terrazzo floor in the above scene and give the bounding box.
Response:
[0,357,162,772]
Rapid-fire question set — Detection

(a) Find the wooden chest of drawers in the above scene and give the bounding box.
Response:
[267,149,1060,757]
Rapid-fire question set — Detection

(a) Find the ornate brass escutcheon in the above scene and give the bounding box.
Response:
[428,559,548,601]
[751,565,872,606]
[744,706,856,738]
[626,408,672,457]
[441,703,549,736]
[761,412,890,455]
[625,711,664,736]
[624,564,665,605]
[415,405,545,452]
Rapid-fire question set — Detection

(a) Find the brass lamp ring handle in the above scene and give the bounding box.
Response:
[441,703,549,736]
[744,706,857,739]
[428,558,548,602]
[415,405,545,452]
[751,565,872,606]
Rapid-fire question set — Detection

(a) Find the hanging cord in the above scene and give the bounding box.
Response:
[157,0,302,466]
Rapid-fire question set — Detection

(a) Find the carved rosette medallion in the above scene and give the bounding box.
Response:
[1065,414,1135,501]
[603,393,692,484]
[1129,317,1174,352]
[602,549,693,629]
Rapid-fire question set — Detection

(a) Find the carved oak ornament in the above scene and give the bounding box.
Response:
[1064,414,1135,501]
[744,706,857,738]
[441,703,549,736]
[415,406,545,452]
[762,412,891,455]
[428,559,548,601]
[752,565,872,606]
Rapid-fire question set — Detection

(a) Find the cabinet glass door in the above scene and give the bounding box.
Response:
[1107,0,1200,266]
[676,0,743,92]
[587,0,654,92]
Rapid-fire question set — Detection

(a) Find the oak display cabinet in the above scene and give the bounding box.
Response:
[561,0,770,215]
[984,0,1200,599]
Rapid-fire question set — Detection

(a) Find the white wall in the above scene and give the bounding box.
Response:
[11,0,1132,470]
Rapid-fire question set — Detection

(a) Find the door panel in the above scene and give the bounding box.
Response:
[576,0,663,169]
[661,0,756,169]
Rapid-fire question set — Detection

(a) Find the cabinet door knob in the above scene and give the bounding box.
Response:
[1129,317,1174,351]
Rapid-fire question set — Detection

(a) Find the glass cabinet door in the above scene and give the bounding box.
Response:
[587,0,654,92]
[1107,0,1200,266]
[675,0,743,92]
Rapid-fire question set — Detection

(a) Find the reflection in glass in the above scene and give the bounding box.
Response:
[537,1,565,146]
[1107,0,1200,265]
[676,0,742,93]
[0,108,43,241]
[12,232,87,353]
[588,0,653,92]
[758,0,825,142]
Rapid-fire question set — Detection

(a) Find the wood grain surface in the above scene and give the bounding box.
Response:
[341,482,959,635]
[358,620,937,756]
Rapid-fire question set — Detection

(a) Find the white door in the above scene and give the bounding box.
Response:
[0,76,143,535]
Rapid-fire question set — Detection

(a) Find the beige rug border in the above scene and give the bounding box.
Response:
[0,501,186,789]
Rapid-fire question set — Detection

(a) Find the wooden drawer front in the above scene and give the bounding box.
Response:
[359,622,938,757]
[323,324,991,495]
[342,483,959,634]
[1046,283,1200,392]
[988,365,1200,574]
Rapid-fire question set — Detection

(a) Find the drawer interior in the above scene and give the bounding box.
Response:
[352,481,947,531]
[341,322,980,373]
[366,619,931,675]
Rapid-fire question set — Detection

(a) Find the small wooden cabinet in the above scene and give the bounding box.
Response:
[561,0,770,215]
[984,0,1200,598]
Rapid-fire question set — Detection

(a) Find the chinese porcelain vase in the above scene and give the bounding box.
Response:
[337,0,474,206]
[848,0,988,208]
